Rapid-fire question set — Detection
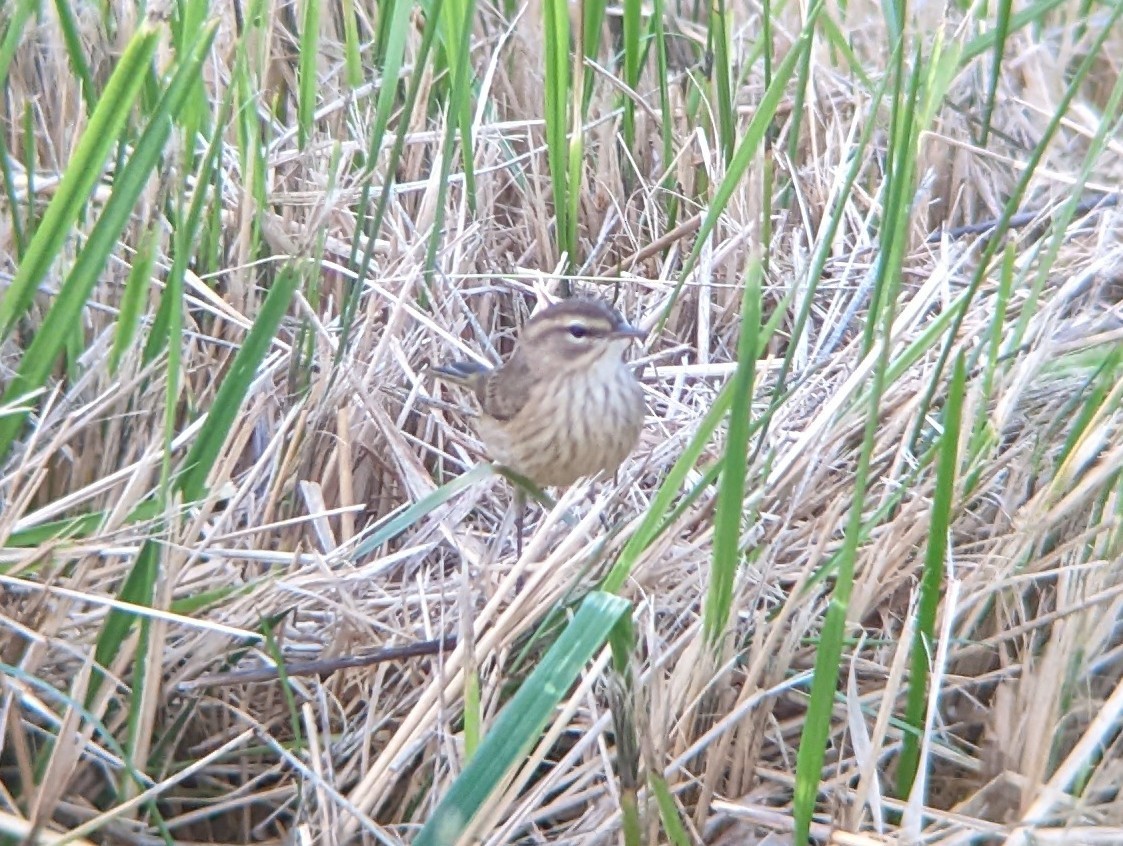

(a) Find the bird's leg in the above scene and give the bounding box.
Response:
[495,467,547,557]
[581,481,613,533]
[594,470,626,533]
[514,487,526,558]
[597,501,612,534]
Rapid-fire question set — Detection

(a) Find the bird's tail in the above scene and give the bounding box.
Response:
[430,360,491,390]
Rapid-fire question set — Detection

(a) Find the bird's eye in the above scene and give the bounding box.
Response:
[567,323,588,339]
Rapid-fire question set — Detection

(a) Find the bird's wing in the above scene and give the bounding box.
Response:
[482,354,531,421]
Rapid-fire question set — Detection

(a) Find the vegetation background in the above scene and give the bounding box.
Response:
[2,0,1123,842]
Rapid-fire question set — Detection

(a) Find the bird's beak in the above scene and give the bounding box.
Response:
[612,323,648,342]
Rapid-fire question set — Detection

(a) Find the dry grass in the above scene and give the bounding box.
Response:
[3,0,1123,843]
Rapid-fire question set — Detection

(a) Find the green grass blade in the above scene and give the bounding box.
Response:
[446,0,478,210]
[1,661,156,804]
[144,87,232,366]
[782,2,815,181]
[463,661,481,761]
[51,0,97,110]
[108,229,158,374]
[963,242,1015,484]
[0,133,25,258]
[2,500,165,550]
[582,0,607,115]
[542,0,571,265]
[88,539,160,708]
[177,262,304,501]
[351,462,497,558]
[962,0,1069,62]
[1052,351,1123,477]
[0,19,160,339]
[416,592,631,845]
[703,258,761,646]
[648,771,691,845]
[297,0,322,149]
[564,78,583,275]
[978,0,1012,145]
[649,0,677,223]
[792,34,921,844]
[908,0,1123,450]
[603,383,732,593]
[708,0,734,163]
[1011,62,1123,353]
[424,0,479,278]
[341,0,362,87]
[160,208,187,507]
[604,311,778,594]
[0,0,37,91]
[620,0,640,153]
[881,0,902,45]
[896,351,966,797]
[368,0,413,177]
[0,19,218,458]
[336,0,423,374]
[262,616,305,751]
[670,0,823,319]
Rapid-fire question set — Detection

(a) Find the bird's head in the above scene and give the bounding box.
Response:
[518,299,646,372]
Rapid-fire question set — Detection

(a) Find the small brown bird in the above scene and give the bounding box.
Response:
[433,298,647,546]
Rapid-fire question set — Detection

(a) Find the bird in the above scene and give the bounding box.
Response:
[432,297,648,552]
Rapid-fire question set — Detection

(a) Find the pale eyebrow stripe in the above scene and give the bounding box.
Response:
[547,320,613,337]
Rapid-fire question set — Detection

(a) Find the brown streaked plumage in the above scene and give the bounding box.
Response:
[432,298,647,489]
